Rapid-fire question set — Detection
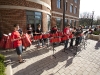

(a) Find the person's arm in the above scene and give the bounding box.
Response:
[11,33,21,42]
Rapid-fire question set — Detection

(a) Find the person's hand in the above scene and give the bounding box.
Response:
[21,36,25,39]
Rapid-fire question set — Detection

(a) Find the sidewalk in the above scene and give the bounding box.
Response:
[1,39,100,75]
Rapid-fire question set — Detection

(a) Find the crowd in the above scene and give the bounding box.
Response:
[0,23,85,63]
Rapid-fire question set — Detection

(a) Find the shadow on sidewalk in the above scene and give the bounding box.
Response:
[95,41,100,50]
[13,48,76,75]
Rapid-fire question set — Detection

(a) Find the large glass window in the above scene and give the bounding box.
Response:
[47,15,51,31]
[57,0,61,9]
[26,11,42,30]
[74,7,77,14]
[70,4,73,13]
[56,18,61,30]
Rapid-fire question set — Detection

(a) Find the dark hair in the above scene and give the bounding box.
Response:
[74,27,76,29]
[14,24,19,27]
[67,23,70,26]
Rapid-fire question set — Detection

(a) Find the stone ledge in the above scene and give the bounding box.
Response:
[88,34,100,41]
[5,64,13,75]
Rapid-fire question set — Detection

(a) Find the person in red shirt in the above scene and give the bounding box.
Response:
[50,25,58,34]
[63,24,70,51]
[11,24,25,63]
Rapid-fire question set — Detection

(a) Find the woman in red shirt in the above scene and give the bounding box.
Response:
[11,24,25,63]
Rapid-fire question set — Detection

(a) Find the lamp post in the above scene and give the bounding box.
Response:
[63,0,66,30]
[91,11,94,28]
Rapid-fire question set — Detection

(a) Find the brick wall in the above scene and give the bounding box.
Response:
[0,0,51,34]
[0,9,26,34]
[0,0,42,9]
[51,0,80,17]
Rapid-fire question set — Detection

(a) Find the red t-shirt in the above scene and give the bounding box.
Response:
[63,27,70,39]
[11,31,22,48]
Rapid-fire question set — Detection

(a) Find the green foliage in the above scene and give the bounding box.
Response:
[93,31,100,35]
[0,54,5,75]
[0,54,5,63]
[0,62,5,75]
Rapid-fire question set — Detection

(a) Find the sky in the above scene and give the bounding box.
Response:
[80,0,100,19]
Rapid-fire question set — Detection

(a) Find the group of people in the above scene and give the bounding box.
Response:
[50,24,83,51]
[10,23,45,63]
[10,23,84,63]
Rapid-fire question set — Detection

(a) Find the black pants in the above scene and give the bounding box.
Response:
[70,38,74,47]
[75,37,80,46]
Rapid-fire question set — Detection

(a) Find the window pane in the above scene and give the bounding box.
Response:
[70,5,73,13]
[35,15,41,19]
[35,12,41,16]
[28,19,34,24]
[56,18,61,30]
[74,7,77,14]
[74,0,78,3]
[27,16,34,19]
[26,11,34,16]
[57,0,61,8]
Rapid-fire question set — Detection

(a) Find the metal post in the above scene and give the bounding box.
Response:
[91,11,94,28]
[63,0,66,30]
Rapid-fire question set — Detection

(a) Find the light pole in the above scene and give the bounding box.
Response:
[91,11,94,28]
[63,0,66,30]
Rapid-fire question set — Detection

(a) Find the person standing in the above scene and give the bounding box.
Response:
[11,24,25,63]
[50,25,58,34]
[27,24,33,37]
[36,24,44,47]
[69,27,76,48]
[63,24,70,51]
[75,26,83,46]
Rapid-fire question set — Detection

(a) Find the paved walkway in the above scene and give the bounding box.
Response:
[1,39,100,75]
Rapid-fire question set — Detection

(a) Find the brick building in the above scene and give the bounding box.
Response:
[0,0,80,34]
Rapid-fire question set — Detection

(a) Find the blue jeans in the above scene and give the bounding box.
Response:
[16,45,22,55]
[38,39,44,46]
[79,36,82,44]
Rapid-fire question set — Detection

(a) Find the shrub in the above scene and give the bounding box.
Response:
[0,54,5,75]
[0,54,5,63]
[93,31,100,35]
[0,62,5,75]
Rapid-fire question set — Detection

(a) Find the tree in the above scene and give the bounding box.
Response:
[79,12,95,27]
[97,16,100,25]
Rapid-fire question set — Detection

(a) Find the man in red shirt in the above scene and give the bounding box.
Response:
[63,24,70,51]
[11,24,25,63]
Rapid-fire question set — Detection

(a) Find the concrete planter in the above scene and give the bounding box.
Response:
[88,34,100,41]
[5,65,13,75]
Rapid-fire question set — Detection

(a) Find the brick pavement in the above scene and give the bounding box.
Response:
[1,39,100,75]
